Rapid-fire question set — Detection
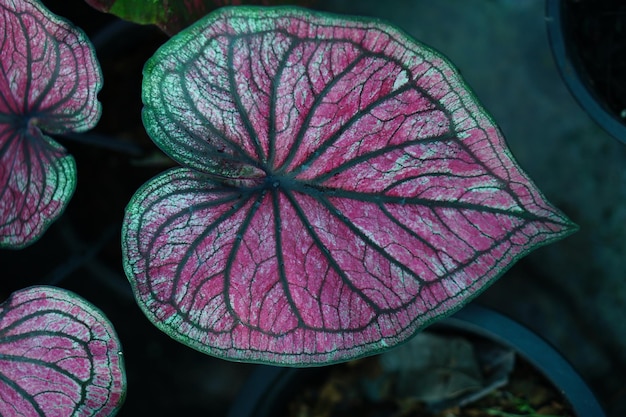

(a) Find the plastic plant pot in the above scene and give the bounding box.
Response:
[228,304,606,417]
[546,0,626,144]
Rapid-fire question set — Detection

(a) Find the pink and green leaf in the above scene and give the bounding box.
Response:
[124,7,577,365]
[84,0,317,36]
[0,286,126,416]
[0,0,102,249]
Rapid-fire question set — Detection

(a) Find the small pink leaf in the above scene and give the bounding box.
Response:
[0,0,102,248]
[125,7,577,365]
[0,286,126,416]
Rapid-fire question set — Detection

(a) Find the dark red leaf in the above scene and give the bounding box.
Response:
[84,0,317,35]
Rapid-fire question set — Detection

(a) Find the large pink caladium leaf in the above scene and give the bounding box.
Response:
[0,286,126,416]
[124,7,577,365]
[84,0,317,36]
[0,0,102,249]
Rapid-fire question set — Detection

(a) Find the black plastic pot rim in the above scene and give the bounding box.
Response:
[228,304,606,417]
[545,0,626,145]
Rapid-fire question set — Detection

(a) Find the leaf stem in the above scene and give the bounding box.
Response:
[55,132,144,155]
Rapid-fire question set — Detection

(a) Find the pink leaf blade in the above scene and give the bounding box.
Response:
[124,169,303,359]
[123,168,247,335]
[124,168,383,363]
[278,54,429,175]
[129,7,578,365]
[0,0,102,248]
[0,286,126,416]
[0,0,102,133]
[0,128,76,249]
[141,48,267,180]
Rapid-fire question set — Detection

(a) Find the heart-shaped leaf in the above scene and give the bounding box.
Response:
[124,7,576,365]
[0,286,126,416]
[0,0,102,249]
[84,0,317,36]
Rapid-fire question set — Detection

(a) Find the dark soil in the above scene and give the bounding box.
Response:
[563,0,626,119]
[284,354,574,417]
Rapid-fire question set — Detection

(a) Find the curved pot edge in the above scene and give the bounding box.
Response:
[545,0,626,145]
[443,304,606,417]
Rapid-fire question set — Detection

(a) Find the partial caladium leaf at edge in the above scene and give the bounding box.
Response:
[0,0,102,249]
[124,6,577,365]
[0,286,126,416]
[84,0,317,36]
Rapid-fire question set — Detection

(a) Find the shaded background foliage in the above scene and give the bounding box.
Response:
[1,0,624,416]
